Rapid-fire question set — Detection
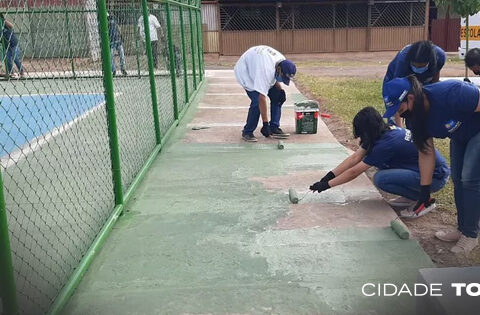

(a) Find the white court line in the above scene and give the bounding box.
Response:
[208,83,239,86]
[1,93,121,169]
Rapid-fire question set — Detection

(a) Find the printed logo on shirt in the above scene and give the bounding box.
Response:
[445,120,462,133]
[404,129,412,142]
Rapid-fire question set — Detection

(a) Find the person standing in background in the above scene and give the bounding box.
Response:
[138,13,163,69]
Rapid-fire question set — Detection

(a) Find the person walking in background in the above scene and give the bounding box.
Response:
[382,40,445,126]
[383,75,480,254]
[464,48,480,82]
[1,13,25,78]
[309,107,450,218]
[234,45,296,142]
[138,13,163,69]
[107,13,127,76]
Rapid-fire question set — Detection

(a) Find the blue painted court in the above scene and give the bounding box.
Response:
[0,93,105,157]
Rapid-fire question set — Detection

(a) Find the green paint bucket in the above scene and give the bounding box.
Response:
[294,100,319,134]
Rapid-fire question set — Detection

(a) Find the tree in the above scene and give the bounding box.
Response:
[435,0,480,77]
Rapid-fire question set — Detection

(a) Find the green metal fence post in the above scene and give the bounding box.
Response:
[194,6,203,81]
[199,5,205,77]
[98,0,123,206]
[133,0,141,78]
[0,170,19,315]
[141,0,162,144]
[165,2,179,119]
[179,6,189,102]
[188,7,197,89]
[64,0,76,78]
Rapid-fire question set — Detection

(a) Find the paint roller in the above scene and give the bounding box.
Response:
[288,188,312,204]
[390,218,410,240]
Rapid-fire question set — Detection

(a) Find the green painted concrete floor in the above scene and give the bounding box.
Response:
[63,70,434,315]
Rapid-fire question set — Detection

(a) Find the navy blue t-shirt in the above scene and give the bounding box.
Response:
[2,25,18,48]
[363,127,449,178]
[383,44,446,89]
[423,80,480,141]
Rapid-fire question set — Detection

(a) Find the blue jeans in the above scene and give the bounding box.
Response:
[110,42,126,72]
[6,45,23,74]
[242,87,284,135]
[450,131,480,238]
[373,167,449,202]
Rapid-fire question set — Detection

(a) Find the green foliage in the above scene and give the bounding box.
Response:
[434,0,480,17]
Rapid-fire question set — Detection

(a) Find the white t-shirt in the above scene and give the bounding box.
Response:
[234,45,285,96]
[138,14,161,42]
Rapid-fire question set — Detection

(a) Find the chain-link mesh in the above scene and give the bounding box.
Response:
[0,0,204,313]
[222,1,426,31]
[221,6,276,31]
[371,2,425,27]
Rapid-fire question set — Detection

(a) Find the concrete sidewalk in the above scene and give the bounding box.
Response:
[64,70,434,314]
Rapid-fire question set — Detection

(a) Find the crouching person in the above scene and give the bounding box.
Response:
[309,107,450,218]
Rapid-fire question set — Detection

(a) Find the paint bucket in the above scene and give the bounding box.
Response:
[294,100,319,134]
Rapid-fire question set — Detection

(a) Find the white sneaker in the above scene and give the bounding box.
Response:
[399,202,436,218]
[388,196,416,208]
[451,235,478,254]
[435,230,462,242]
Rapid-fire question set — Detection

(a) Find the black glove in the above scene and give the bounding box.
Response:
[260,122,271,138]
[320,171,335,183]
[464,77,471,83]
[413,185,435,215]
[309,180,330,193]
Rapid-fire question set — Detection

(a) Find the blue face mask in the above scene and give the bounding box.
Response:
[275,75,283,83]
[411,63,429,74]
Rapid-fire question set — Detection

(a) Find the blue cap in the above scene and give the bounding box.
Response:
[383,77,412,118]
[279,60,296,86]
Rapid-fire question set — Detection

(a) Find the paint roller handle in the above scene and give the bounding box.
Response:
[309,180,330,193]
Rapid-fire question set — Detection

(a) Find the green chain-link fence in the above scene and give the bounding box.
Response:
[0,0,204,314]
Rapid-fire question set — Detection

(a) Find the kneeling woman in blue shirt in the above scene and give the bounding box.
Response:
[383,76,480,254]
[309,107,449,217]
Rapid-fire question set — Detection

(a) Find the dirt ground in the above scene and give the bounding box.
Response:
[205,51,480,267]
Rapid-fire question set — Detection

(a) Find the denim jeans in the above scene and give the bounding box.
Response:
[373,167,450,202]
[450,131,480,238]
[6,45,23,74]
[242,86,285,135]
[110,43,126,72]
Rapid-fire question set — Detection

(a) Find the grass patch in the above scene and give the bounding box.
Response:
[446,56,464,64]
[295,60,382,68]
[296,74,456,214]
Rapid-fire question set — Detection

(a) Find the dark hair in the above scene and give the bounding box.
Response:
[353,107,389,154]
[407,75,431,152]
[465,48,480,68]
[407,40,436,64]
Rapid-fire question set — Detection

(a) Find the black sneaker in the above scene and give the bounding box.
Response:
[271,127,290,138]
[242,134,258,142]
